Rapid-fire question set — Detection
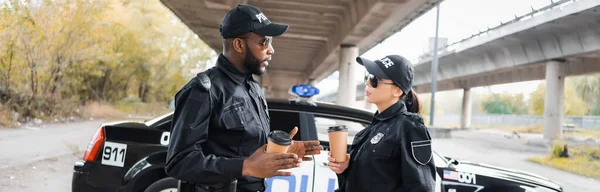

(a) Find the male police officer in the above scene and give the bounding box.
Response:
[166,4,323,192]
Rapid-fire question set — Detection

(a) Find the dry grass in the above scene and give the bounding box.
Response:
[0,95,172,127]
[0,106,13,126]
[566,130,600,139]
[83,102,127,119]
[529,156,600,179]
[113,101,171,117]
[83,101,172,121]
[510,123,544,133]
[528,143,600,179]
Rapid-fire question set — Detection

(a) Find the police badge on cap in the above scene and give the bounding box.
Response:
[356,55,414,95]
[220,4,289,38]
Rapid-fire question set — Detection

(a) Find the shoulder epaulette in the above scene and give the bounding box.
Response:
[195,72,211,91]
[402,111,425,125]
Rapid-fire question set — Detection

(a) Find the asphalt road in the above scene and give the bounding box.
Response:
[0,120,598,192]
[0,120,104,192]
[432,130,600,192]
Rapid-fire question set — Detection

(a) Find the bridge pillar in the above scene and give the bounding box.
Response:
[460,88,472,129]
[543,60,565,140]
[337,44,359,107]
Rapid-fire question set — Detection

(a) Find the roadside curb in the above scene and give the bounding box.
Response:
[526,138,600,148]
[428,127,453,139]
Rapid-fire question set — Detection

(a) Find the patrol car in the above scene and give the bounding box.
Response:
[72,85,563,192]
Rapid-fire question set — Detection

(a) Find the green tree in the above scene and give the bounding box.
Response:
[529,83,588,116]
[481,93,528,114]
[570,75,600,115]
[482,94,512,114]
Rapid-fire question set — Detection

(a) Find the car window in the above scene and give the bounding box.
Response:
[314,116,368,144]
[268,110,302,140]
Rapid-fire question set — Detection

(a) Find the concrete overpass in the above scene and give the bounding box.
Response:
[318,0,600,140]
[411,0,600,93]
[160,0,442,100]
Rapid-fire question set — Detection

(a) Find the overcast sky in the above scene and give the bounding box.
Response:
[316,0,560,98]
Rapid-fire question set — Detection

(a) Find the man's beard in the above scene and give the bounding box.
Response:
[243,47,268,75]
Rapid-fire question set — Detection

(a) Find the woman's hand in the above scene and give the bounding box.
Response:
[328,152,351,174]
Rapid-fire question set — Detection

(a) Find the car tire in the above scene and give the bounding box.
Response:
[144,177,178,192]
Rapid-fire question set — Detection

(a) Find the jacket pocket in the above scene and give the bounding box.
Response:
[410,140,432,165]
[371,142,395,158]
[221,103,249,130]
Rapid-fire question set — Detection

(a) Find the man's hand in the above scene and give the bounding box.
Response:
[288,127,324,161]
[242,145,302,178]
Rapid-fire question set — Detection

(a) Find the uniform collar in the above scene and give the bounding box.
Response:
[216,53,253,85]
[373,100,407,121]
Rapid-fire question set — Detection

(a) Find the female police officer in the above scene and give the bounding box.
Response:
[328,55,436,192]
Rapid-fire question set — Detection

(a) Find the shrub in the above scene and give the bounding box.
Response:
[550,140,569,158]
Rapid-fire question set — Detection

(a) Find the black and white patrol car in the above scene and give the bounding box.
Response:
[71,86,563,192]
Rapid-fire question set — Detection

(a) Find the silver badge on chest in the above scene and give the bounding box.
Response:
[370,132,384,144]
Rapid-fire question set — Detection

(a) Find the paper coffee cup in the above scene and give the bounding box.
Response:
[328,125,348,162]
[266,130,292,153]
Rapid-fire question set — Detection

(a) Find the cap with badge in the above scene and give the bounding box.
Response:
[220,4,289,38]
[356,55,415,94]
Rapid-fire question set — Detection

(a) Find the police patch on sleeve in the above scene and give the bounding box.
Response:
[410,140,432,165]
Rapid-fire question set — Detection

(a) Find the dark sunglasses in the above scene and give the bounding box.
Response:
[260,36,273,50]
[237,36,272,50]
[364,73,395,88]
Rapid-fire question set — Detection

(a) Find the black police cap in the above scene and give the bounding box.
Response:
[356,55,415,94]
[220,4,288,38]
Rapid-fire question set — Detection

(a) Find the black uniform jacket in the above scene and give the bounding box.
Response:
[165,54,271,191]
[338,100,436,192]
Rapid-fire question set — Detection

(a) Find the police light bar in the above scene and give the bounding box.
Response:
[290,84,320,98]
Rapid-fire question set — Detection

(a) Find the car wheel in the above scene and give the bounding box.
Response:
[144,177,178,192]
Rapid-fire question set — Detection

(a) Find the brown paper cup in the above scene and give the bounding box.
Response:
[328,125,348,162]
[267,140,290,153]
[266,130,292,153]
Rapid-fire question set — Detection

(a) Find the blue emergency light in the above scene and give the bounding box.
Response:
[290,84,320,98]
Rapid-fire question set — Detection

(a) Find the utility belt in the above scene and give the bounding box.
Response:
[178,179,265,192]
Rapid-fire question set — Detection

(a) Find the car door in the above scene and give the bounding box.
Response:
[265,110,316,192]
[434,153,482,192]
